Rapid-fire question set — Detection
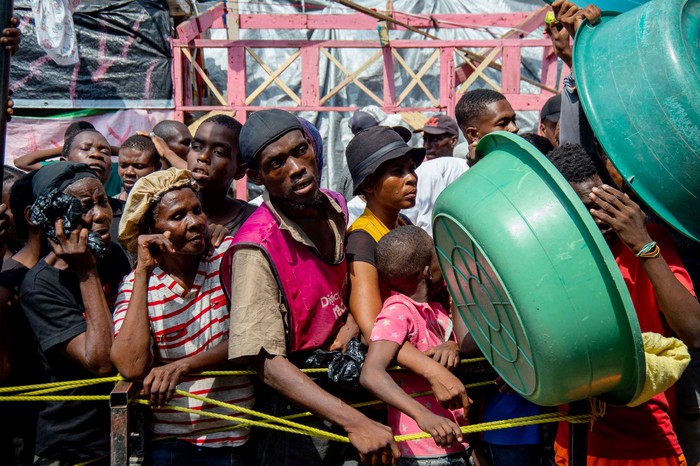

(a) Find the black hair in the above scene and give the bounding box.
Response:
[547,143,598,183]
[455,89,507,129]
[9,171,36,240]
[520,132,554,156]
[376,225,434,291]
[152,120,189,140]
[120,135,160,166]
[3,165,24,187]
[61,129,105,159]
[64,121,95,140]
[202,114,243,135]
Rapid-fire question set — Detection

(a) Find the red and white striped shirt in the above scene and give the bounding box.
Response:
[114,236,254,447]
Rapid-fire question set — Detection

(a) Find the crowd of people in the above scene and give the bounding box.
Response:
[0,1,698,466]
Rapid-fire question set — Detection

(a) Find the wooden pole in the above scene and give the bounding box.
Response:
[0,0,15,180]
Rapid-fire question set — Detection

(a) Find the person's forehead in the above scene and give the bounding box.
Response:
[194,122,234,145]
[63,177,105,196]
[159,187,198,208]
[482,100,515,120]
[72,131,109,148]
[571,177,602,200]
[258,129,307,159]
[119,147,151,161]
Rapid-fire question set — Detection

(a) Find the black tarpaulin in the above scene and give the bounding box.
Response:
[10,0,173,109]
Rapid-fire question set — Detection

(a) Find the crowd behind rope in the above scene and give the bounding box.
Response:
[1,1,700,466]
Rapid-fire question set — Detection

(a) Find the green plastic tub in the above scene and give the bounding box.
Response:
[574,0,700,241]
[432,132,645,406]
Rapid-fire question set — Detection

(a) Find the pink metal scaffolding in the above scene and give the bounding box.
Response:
[170,3,562,121]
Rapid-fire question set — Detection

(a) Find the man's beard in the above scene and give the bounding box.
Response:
[272,189,324,212]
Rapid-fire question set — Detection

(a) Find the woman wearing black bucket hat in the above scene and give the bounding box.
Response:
[345,125,463,368]
[345,127,425,340]
[346,126,469,417]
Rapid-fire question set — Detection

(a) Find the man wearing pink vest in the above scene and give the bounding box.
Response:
[224,109,400,466]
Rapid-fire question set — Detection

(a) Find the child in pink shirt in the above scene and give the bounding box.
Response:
[360,225,472,465]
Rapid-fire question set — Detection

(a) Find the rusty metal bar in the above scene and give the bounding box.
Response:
[110,380,141,466]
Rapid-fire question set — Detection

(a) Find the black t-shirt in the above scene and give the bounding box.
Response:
[0,259,44,465]
[19,243,130,462]
[345,215,413,267]
[109,197,125,244]
[223,201,257,236]
[346,230,378,266]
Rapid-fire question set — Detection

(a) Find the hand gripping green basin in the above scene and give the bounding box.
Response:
[432,132,645,406]
[573,0,700,241]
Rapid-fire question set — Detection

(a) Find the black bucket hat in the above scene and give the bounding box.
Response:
[346,126,425,195]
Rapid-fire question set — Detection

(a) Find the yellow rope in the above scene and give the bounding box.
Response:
[0,358,490,393]
[275,380,496,422]
[0,376,592,443]
[0,376,123,393]
[396,412,591,442]
[149,380,497,442]
[135,394,590,444]
[0,395,110,401]
[21,380,111,396]
[133,399,349,442]
[198,357,487,377]
[173,389,351,442]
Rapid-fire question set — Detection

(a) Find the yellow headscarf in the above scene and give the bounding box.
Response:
[118,168,199,253]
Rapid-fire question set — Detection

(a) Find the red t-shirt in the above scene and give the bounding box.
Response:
[557,224,696,459]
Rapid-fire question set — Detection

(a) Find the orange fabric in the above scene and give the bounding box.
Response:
[554,442,687,466]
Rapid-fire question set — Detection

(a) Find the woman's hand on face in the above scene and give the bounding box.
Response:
[136,232,175,274]
[50,218,97,274]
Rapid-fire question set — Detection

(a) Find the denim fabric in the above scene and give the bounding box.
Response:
[148,438,248,466]
[398,450,470,466]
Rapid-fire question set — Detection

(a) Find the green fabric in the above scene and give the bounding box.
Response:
[103,163,122,197]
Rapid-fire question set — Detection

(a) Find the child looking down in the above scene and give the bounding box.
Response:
[361,225,472,465]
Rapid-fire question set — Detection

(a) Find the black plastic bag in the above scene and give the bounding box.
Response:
[304,338,367,390]
[30,188,108,258]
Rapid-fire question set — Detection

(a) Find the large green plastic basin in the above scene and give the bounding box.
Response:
[432,132,645,406]
[574,0,700,241]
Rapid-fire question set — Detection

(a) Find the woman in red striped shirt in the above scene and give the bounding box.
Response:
[111,168,254,466]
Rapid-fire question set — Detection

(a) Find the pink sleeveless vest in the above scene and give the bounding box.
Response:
[221,189,349,354]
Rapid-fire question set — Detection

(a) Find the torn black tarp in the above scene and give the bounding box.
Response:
[10,0,173,109]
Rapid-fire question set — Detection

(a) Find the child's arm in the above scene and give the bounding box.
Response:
[360,340,464,447]
[14,146,62,171]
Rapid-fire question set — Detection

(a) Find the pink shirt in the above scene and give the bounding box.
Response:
[370,294,468,458]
